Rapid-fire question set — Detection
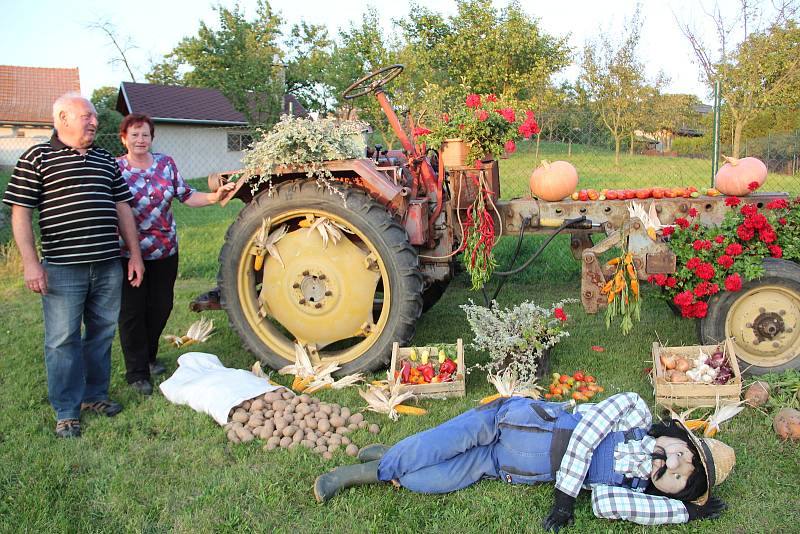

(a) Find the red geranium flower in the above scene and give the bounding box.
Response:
[691,301,709,318]
[744,213,767,229]
[504,140,516,154]
[466,94,482,108]
[477,110,489,121]
[779,217,788,225]
[740,204,757,217]
[725,243,743,256]
[725,197,741,207]
[717,255,734,268]
[648,274,667,286]
[768,245,783,258]
[709,283,719,294]
[496,108,516,123]
[686,257,701,270]
[724,273,742,292]
[412,126,432,136]
[674,291,694,307]
[554,308,567,321]
[767,199,789,210]
[662,226,675,237]
[715,235,725,244]
[688,208,698,217]
[665,277,677,288]
[748,181,760,191]
[486,93,498,102]
[695,262,716,280]
[759,227,777,243]
[737,225,755,241]
[694,282,712,297]
[675,218,690,229]
[692,239,712,251]
[441,113,450,123]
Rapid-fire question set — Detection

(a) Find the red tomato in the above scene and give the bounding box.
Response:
[559,374,570,384]
[578,189,589,201]
[652,188,664,199]
[624,189,636,200]
[606,190,618,200]
[574,371,585,381]
[687,186,698,193]
[664,189,676,198]
[587,189,599,201]
[585,375,596,383]
[635,188,651,199]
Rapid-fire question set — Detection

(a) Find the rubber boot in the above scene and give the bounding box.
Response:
[357,444,390,462]
[314,460,381,503]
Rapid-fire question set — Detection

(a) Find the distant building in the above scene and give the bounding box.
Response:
[0,65,80,166]
[116,82,307,178]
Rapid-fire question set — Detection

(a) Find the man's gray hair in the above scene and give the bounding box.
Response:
[52,92,92,125]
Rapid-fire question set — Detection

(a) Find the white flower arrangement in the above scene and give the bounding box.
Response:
[461,298,577,386]
[243,115,368,199]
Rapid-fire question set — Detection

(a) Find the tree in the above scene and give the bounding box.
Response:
[398,0,570,103]
[284,22,334,113]
[579,6,653,165]
[148,1,285,126]
[88,20,138,82]
[91,86,125,156]
[678,1,800,157]
[646,93,705,152]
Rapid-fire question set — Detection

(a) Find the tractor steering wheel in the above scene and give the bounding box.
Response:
[342,64,404,100]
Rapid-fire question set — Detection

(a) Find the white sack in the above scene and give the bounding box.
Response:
[159,352,283,426]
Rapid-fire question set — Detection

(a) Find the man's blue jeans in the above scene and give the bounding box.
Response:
[42,259,122,420]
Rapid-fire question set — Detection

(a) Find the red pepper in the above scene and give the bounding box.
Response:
[436,371,452,383]
[401,360,412,384]
[439,358,457,375]
[417,362,435,383]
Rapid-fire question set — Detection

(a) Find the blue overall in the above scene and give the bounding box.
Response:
[378,396,649,493]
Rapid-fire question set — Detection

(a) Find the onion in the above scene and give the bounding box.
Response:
[709,351,725,369]
[670,371,689,383]
[660,353,677,370]
[675,358,690,372]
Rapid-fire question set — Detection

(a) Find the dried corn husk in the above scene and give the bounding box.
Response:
[163,318,214,348]
[359,372,418,420]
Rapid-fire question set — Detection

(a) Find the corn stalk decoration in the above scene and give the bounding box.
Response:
[601,245,641,335]
[277,343,363,393]
[359,372,427,420]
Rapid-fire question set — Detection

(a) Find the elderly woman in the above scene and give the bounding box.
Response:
[116,114,235,395]
[314,392,734,530]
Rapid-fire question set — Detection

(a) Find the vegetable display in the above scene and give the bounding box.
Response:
[224,388,381,459]
[568,186,720,201]
[602,250,641,335]
[461,170,498,290]
[397,348,458,385]
[543,370,604,402]
[660,345,734,385]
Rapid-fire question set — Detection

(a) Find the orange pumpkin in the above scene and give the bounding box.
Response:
[529,160,579,201]
[714,155,767,196]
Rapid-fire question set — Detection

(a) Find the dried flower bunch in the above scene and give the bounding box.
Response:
[461,299,575,386]
[650,196,800,318]
[415,93,540,164]
[243,115,368,198]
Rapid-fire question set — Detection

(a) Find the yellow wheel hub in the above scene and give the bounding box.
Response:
[726,284,800,367]
[258,226,381,349]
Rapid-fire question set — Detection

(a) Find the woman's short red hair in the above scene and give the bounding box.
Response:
[120,114,155,137]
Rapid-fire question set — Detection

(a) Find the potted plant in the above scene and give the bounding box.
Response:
[461,298,576,387]
[415,93,540,167]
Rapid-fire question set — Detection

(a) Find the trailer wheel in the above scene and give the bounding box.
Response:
[218,180,423,375]
[700,258,800,374]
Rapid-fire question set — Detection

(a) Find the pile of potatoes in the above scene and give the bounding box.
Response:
[223,387,380,459]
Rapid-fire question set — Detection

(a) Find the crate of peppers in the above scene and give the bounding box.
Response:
[390,339,465,399]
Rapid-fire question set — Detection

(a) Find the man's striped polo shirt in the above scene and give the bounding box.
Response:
[2,134,133,265]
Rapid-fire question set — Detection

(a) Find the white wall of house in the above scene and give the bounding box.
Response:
[151,123,248,179]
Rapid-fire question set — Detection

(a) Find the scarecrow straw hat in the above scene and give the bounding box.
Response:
[674,419,736,505]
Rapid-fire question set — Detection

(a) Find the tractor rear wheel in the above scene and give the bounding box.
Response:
[218,180,423,375]
[700,258,800,374]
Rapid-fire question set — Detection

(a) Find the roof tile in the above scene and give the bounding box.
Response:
[0,65,81,125]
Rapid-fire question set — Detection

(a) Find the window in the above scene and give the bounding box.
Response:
[227,132,253,152]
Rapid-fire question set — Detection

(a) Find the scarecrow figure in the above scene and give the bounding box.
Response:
[314,392,734,529]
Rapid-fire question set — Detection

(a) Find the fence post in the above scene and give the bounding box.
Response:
[711,80,721,187]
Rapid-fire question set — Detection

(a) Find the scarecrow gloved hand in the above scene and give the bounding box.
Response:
[542,489,576,532]
[685,497,728,521]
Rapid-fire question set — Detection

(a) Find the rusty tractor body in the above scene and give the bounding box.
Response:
[209,65,799,375]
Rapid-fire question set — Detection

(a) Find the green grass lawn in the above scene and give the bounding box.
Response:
[1,171,799,533]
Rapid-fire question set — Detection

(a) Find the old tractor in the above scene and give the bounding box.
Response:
[206,65,799,375]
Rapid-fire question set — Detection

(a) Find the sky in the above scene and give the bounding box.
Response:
[0,0,754,104]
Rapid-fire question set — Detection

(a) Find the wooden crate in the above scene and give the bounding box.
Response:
[652,338,742,408]
[390,339,466,399]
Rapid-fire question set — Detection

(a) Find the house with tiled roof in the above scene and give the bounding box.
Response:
[116,82,307,178]
[0,65,81,166]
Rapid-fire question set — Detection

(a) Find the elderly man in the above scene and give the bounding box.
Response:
[3,93,144,438]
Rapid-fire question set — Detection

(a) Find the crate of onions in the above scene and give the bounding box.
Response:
[651,338,742,408]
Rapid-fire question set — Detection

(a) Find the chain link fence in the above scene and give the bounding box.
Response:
[2,110,798,278]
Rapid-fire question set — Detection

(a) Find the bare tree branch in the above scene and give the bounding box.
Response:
[88,19,138,82]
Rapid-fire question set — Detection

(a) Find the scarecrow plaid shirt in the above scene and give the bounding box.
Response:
[117,154,195,260]
[556,392,690,525]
